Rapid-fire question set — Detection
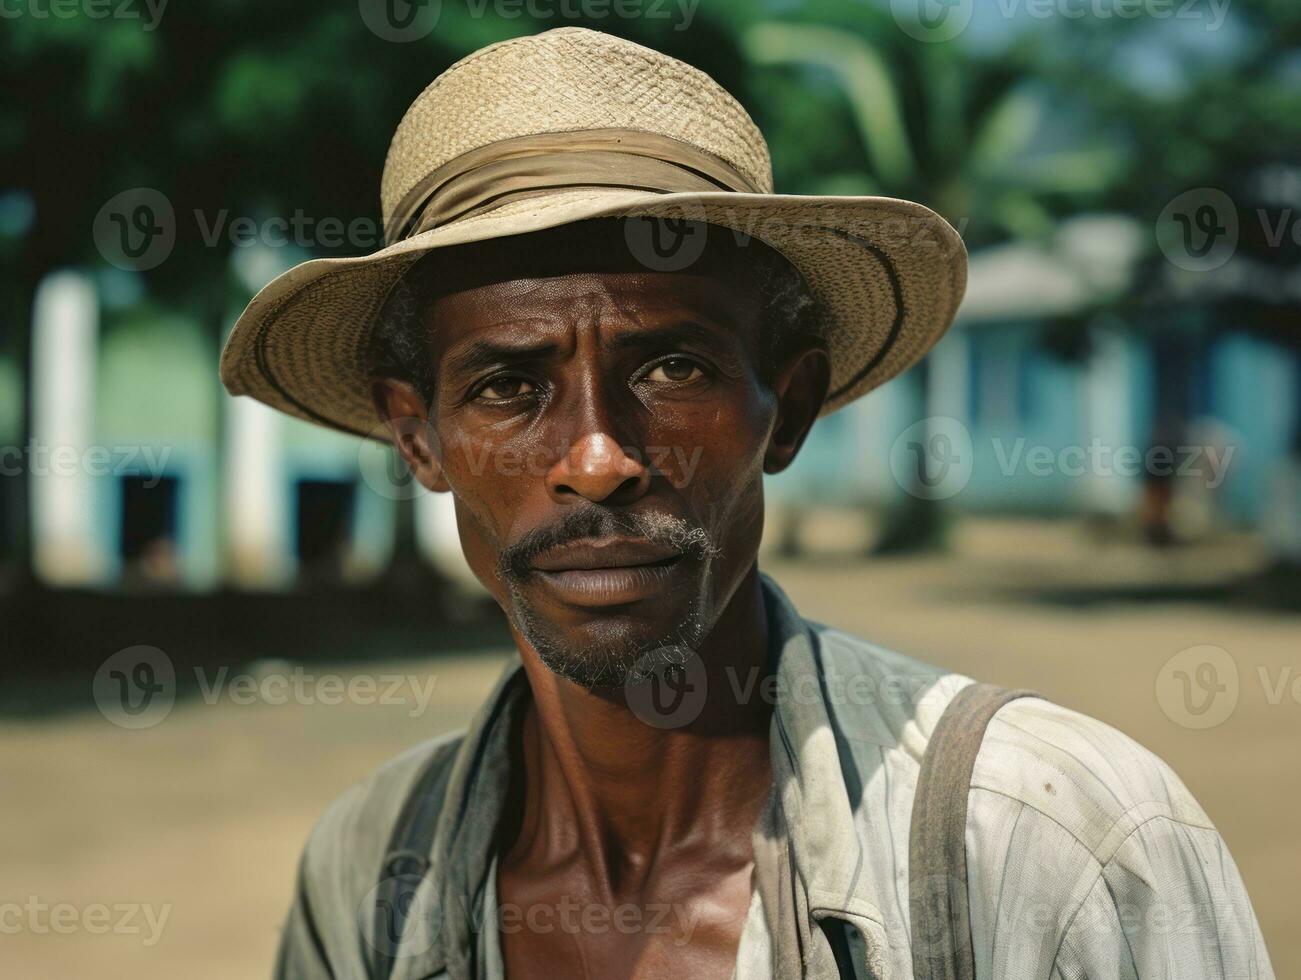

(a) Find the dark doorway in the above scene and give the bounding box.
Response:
[294,479,355,584]
[120,475,180,585]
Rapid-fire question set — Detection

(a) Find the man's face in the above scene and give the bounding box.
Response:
[376,236,824,688]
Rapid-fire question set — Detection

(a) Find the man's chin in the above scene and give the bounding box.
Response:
[541,626,696,690]
[509,592,708,689]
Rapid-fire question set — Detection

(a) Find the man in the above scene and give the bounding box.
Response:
[221,27,1273,980]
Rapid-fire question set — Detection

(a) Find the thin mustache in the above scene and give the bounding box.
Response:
[496,508,718,581]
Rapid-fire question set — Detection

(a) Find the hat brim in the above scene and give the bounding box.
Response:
[219,188,967,441]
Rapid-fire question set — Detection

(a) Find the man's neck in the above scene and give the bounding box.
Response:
[503,563,775,901]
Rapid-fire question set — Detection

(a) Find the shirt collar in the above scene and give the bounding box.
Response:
[399,571,880,980]
[760,573,888,925]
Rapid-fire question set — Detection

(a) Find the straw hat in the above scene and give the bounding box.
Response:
[219,27,967,439]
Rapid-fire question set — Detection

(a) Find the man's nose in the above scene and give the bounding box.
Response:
[546,431,651,505]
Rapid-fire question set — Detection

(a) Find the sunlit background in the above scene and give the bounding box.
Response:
[2,2,1298,976]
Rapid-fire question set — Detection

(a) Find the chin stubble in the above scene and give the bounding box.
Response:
[496,507,720,689]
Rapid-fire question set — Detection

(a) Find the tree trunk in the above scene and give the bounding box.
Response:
[872,368,947,554]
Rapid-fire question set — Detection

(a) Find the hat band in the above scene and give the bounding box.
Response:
[384,128,762,244]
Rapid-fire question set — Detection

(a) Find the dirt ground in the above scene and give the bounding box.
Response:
[3,519,1297,978]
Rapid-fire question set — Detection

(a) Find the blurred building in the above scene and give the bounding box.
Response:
[3,220,1299,594]
[4,254,463,593]
[767,213,1299,544]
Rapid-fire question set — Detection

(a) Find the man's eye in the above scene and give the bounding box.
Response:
[476,376,534,401]
[644,357,704,384]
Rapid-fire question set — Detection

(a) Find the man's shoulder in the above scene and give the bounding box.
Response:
[276,732,469,976]
[299,730,467,899]
[962,696,1267,976]
[804,618,1212,847]
[974,696,1214,856]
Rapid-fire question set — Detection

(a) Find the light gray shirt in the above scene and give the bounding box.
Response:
[275,573,1274,979]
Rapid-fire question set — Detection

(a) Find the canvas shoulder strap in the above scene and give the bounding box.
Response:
[908,683,1038,980]
[368,748,453,980]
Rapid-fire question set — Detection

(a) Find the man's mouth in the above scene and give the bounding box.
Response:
[530,537,682,572]
[527,537,686,606]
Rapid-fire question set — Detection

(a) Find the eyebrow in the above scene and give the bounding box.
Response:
[606,319,735,354]
[441,319,736,379]
[442,337,564,379]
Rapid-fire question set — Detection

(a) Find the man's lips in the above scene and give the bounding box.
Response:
[528,537,682,573]
[519,534,696,608]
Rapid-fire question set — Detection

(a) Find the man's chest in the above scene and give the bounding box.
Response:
[493,856,758,980]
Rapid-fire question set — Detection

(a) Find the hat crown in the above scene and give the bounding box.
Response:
[381,27,774,229]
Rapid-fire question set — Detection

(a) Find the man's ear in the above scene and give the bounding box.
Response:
[370,377,450,493]
[763,345,830,475]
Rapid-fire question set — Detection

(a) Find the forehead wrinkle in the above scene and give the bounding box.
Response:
[434,271,754,376]
[584,283,752,352]
[485,284,641,355]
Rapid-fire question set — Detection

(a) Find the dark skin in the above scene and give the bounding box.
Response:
[372,246,829,978]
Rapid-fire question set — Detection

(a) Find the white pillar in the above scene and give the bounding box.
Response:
[31,270,108,585]
[416,491,482,592]
[1082,326,1137,514]
[927,328,970,421]
[224,394,292,587]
